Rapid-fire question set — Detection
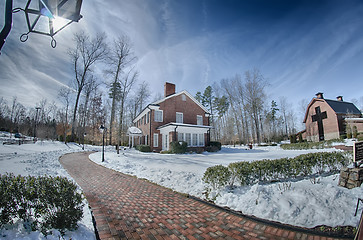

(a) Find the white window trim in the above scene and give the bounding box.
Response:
[178,132,184,142]
[154,110,163,122]
[192,133,198,146]
[153,133,159,147]
[176,112,183,124]
[197,115,203,125]
[198,133,204,146]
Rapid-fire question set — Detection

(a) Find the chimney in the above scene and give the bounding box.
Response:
[336,96,343,101]
[164,82,175,97]
[316,92,324,99]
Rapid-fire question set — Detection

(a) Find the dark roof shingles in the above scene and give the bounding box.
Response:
[325,99,362,115]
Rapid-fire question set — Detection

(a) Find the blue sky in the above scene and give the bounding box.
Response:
[1,0,363,115]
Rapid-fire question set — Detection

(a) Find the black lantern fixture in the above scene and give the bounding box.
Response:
[0,0,83,52]
[99,125,106,162]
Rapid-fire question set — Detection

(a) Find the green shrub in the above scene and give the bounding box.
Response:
[209,141,222,151]
[203,152,350,189]
[0,174,84,236]
[298,132,304,143]
[206,146,219,152]
[280,138,344,150]
[228,162,252,186]
[170,141,187,154]
[290,134,297,144]
[353,126,358,138]
[202,165,231,190]
[136,145,151,152]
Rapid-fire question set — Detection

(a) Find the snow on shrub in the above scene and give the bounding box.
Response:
[202,165,231,190]
[280,138,344,150]
[203,152,350,190]
[0,174,84,236]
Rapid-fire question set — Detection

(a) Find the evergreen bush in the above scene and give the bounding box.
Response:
[290,134,297,143]
[280,138,344,150]
[202,165,231,190]
[136,145,151,152]
[0,174,84,236]
[353,126,358,138]
[209,141,222,150]
[203,152,350,190]
[170,141,187,154]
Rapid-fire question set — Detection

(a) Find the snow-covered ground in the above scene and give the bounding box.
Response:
[0,132,98,240]
[89,144,363,229]
[1,133,361,239]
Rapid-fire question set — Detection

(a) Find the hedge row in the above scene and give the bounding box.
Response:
[136,145,151,152]
[280,139,344,150]
[203,152,350,190]
[0,174,84,236]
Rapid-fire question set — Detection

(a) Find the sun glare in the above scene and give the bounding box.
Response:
[52,17,70,31]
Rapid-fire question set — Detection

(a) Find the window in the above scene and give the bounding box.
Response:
[182,94,186,101]
[153,134,159,147]
[147,112,150,123]
[197,115,203,125]
[154,110,163,122]
[145,135,148,145]
[198,134,204,146]
[176,112,183,123]
[185,133,191,146]
[178,133,184,142]
[143,115,146,125]
[192,134,198,146]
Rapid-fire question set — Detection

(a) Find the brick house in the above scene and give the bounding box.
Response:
[132,82,212,151]
[303,92,362,142]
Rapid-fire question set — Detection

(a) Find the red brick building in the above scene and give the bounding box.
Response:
[132,82,212,151]
[303,93,362,142]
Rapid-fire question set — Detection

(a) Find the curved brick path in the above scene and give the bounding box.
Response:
[60,152,348,240]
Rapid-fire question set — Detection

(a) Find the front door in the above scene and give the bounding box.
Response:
[162,134,169,151]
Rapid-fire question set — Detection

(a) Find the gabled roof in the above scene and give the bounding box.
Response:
[303,97,362,123]
[133,90,210,123]
[152,90,210,114]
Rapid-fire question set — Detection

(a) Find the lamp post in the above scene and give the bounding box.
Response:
[100,125,106,162]
[82,132,86,150]
[34,107,41,140]
[0,0,83,53]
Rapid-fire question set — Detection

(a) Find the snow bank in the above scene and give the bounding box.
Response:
[0,140,100,240]
[89,146,363,228]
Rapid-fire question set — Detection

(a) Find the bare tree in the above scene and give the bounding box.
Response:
[68,31,108,141]
[105,36,136,145]
[58,87,72,143]
[243,69,266,144]
[298,98,309,130]
[117,69,138,153]
[136,81,151,114]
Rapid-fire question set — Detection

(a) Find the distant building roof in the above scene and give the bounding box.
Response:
[324,99,362,115]
[127,126,142,135]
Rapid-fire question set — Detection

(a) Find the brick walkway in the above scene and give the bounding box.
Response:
[59,152,350,240]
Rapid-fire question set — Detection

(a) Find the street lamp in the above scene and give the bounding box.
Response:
[0,0,83,52]
[100,125,106,162]
[82,132,86,150]
[34,106,41,140]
